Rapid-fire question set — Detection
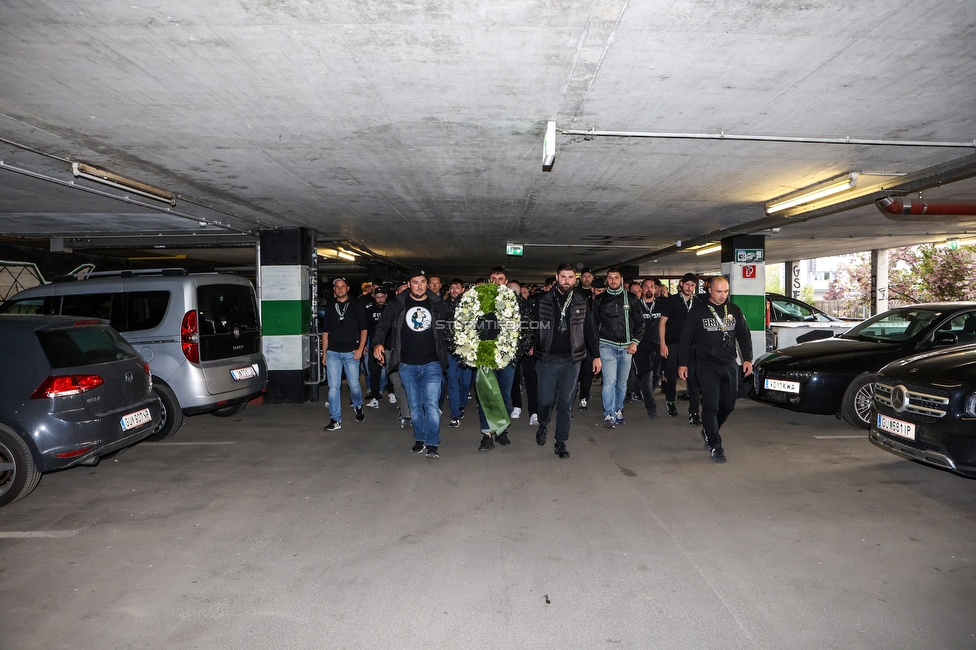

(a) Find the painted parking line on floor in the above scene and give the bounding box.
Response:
[148,442,237,446]
[0,530,80,538]
[813,435,867,439]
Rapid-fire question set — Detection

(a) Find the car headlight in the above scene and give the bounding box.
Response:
[965,394,976,417]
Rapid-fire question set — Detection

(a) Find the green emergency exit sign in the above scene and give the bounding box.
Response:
[506,243,524,257]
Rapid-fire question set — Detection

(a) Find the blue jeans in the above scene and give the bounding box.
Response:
[326,350,364,422]
[599,343,634,417]
[477,363,516,432]
[399,362,443,447]
[446,354,473,419]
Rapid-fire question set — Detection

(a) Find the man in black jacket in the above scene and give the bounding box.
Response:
[678,276,753,463]
[592,268,644,429]
[533,264,601,458]
[659,272,703,425]
[633,278,663,419]
[373,270,451,459]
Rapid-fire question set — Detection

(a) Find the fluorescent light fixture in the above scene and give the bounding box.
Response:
[695,244,722,256]
[542,120,556,172]
[71,162,177,206]
[336,250,356,262]
[765,172,859,215]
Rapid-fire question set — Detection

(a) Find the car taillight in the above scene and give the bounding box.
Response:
[181,310,200,364]
[30,375,105,399]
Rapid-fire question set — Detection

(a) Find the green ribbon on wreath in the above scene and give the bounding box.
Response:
[475,367,511,434]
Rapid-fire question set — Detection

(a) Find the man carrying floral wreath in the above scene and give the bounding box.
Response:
[373,269,452,459]
[451,266,530,451]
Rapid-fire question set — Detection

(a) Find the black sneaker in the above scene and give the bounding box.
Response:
[478,434,495,451]
[496,430,511,446]
[355,406,365,422]
[603,414,616,429]
[458,407,465,419]
[411,440,426,454]
[700,428,712,451]
[578,398,588,412]
[554,441,571,459]
[323,419,341,432]
[646,409,658,420]
[426,445,439,459]
[710,447,727,463]
[400,417,412,429]
[449,417,461,428]
[666,401,677,417]
[536,424,548,446]
[689,413,701,427]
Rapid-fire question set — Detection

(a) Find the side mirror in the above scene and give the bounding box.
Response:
[934,331,958,345]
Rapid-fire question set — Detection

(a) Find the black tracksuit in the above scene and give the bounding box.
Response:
[633,298,662,415]
[660,292,702,414]
[678,299,753,449]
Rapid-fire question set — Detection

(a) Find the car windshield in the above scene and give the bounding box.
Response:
[840,308,943,343]
[769,297,834,323]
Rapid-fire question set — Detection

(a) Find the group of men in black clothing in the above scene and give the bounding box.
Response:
[319,264,753,464]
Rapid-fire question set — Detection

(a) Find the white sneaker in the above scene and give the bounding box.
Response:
[529,413,538,425]
[511,407,522,419]
[388,393,397,404]
[365,398,379,408]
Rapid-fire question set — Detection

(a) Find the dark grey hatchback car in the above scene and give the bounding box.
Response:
[0,315,161,507]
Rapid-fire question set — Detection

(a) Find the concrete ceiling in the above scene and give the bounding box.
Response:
[2,0,976,278]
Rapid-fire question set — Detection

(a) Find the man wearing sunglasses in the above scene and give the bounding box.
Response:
[677,276,753,463]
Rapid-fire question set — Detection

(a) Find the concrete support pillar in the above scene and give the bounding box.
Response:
[871,248,889,316]
[720,235,765,362]
[258,228,317,403]
[785,260,802,299]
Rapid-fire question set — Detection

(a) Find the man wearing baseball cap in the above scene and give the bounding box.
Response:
[658,273,703,424]
[373,269,452,459]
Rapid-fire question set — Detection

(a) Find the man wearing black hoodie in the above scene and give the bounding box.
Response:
[677,276,753,463]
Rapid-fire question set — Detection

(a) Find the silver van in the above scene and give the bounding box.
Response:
[0,269,268,440]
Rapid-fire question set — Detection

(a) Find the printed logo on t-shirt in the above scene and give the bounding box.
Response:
[406,306,432,332]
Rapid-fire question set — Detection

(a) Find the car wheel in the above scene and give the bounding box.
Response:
[841,373,877,429]
[210,402,247,418]
[0,425,40,508]
[144,383,184,442]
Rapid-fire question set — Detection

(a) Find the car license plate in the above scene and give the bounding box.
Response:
[230,365,257,381]
[877,413,916,440]
[120,408,152,431]
[764,378,800,394]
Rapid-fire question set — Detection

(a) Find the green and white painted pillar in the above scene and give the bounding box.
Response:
[258,228,317,403]
[721,235,766,361]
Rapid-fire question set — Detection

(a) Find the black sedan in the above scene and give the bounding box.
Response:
[750,303,976,428]
[870,344,976,477]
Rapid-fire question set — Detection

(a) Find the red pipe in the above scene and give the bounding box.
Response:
[877,196,976,217]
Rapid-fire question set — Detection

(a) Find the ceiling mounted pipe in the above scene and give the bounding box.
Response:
[876,196,976,221]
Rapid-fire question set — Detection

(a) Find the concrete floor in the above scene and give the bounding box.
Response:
[1,393,975,649]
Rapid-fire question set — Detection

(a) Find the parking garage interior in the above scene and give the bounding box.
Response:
[2,1,976,648]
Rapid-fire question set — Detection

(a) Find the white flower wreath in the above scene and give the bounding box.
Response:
[452,283,521,370]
